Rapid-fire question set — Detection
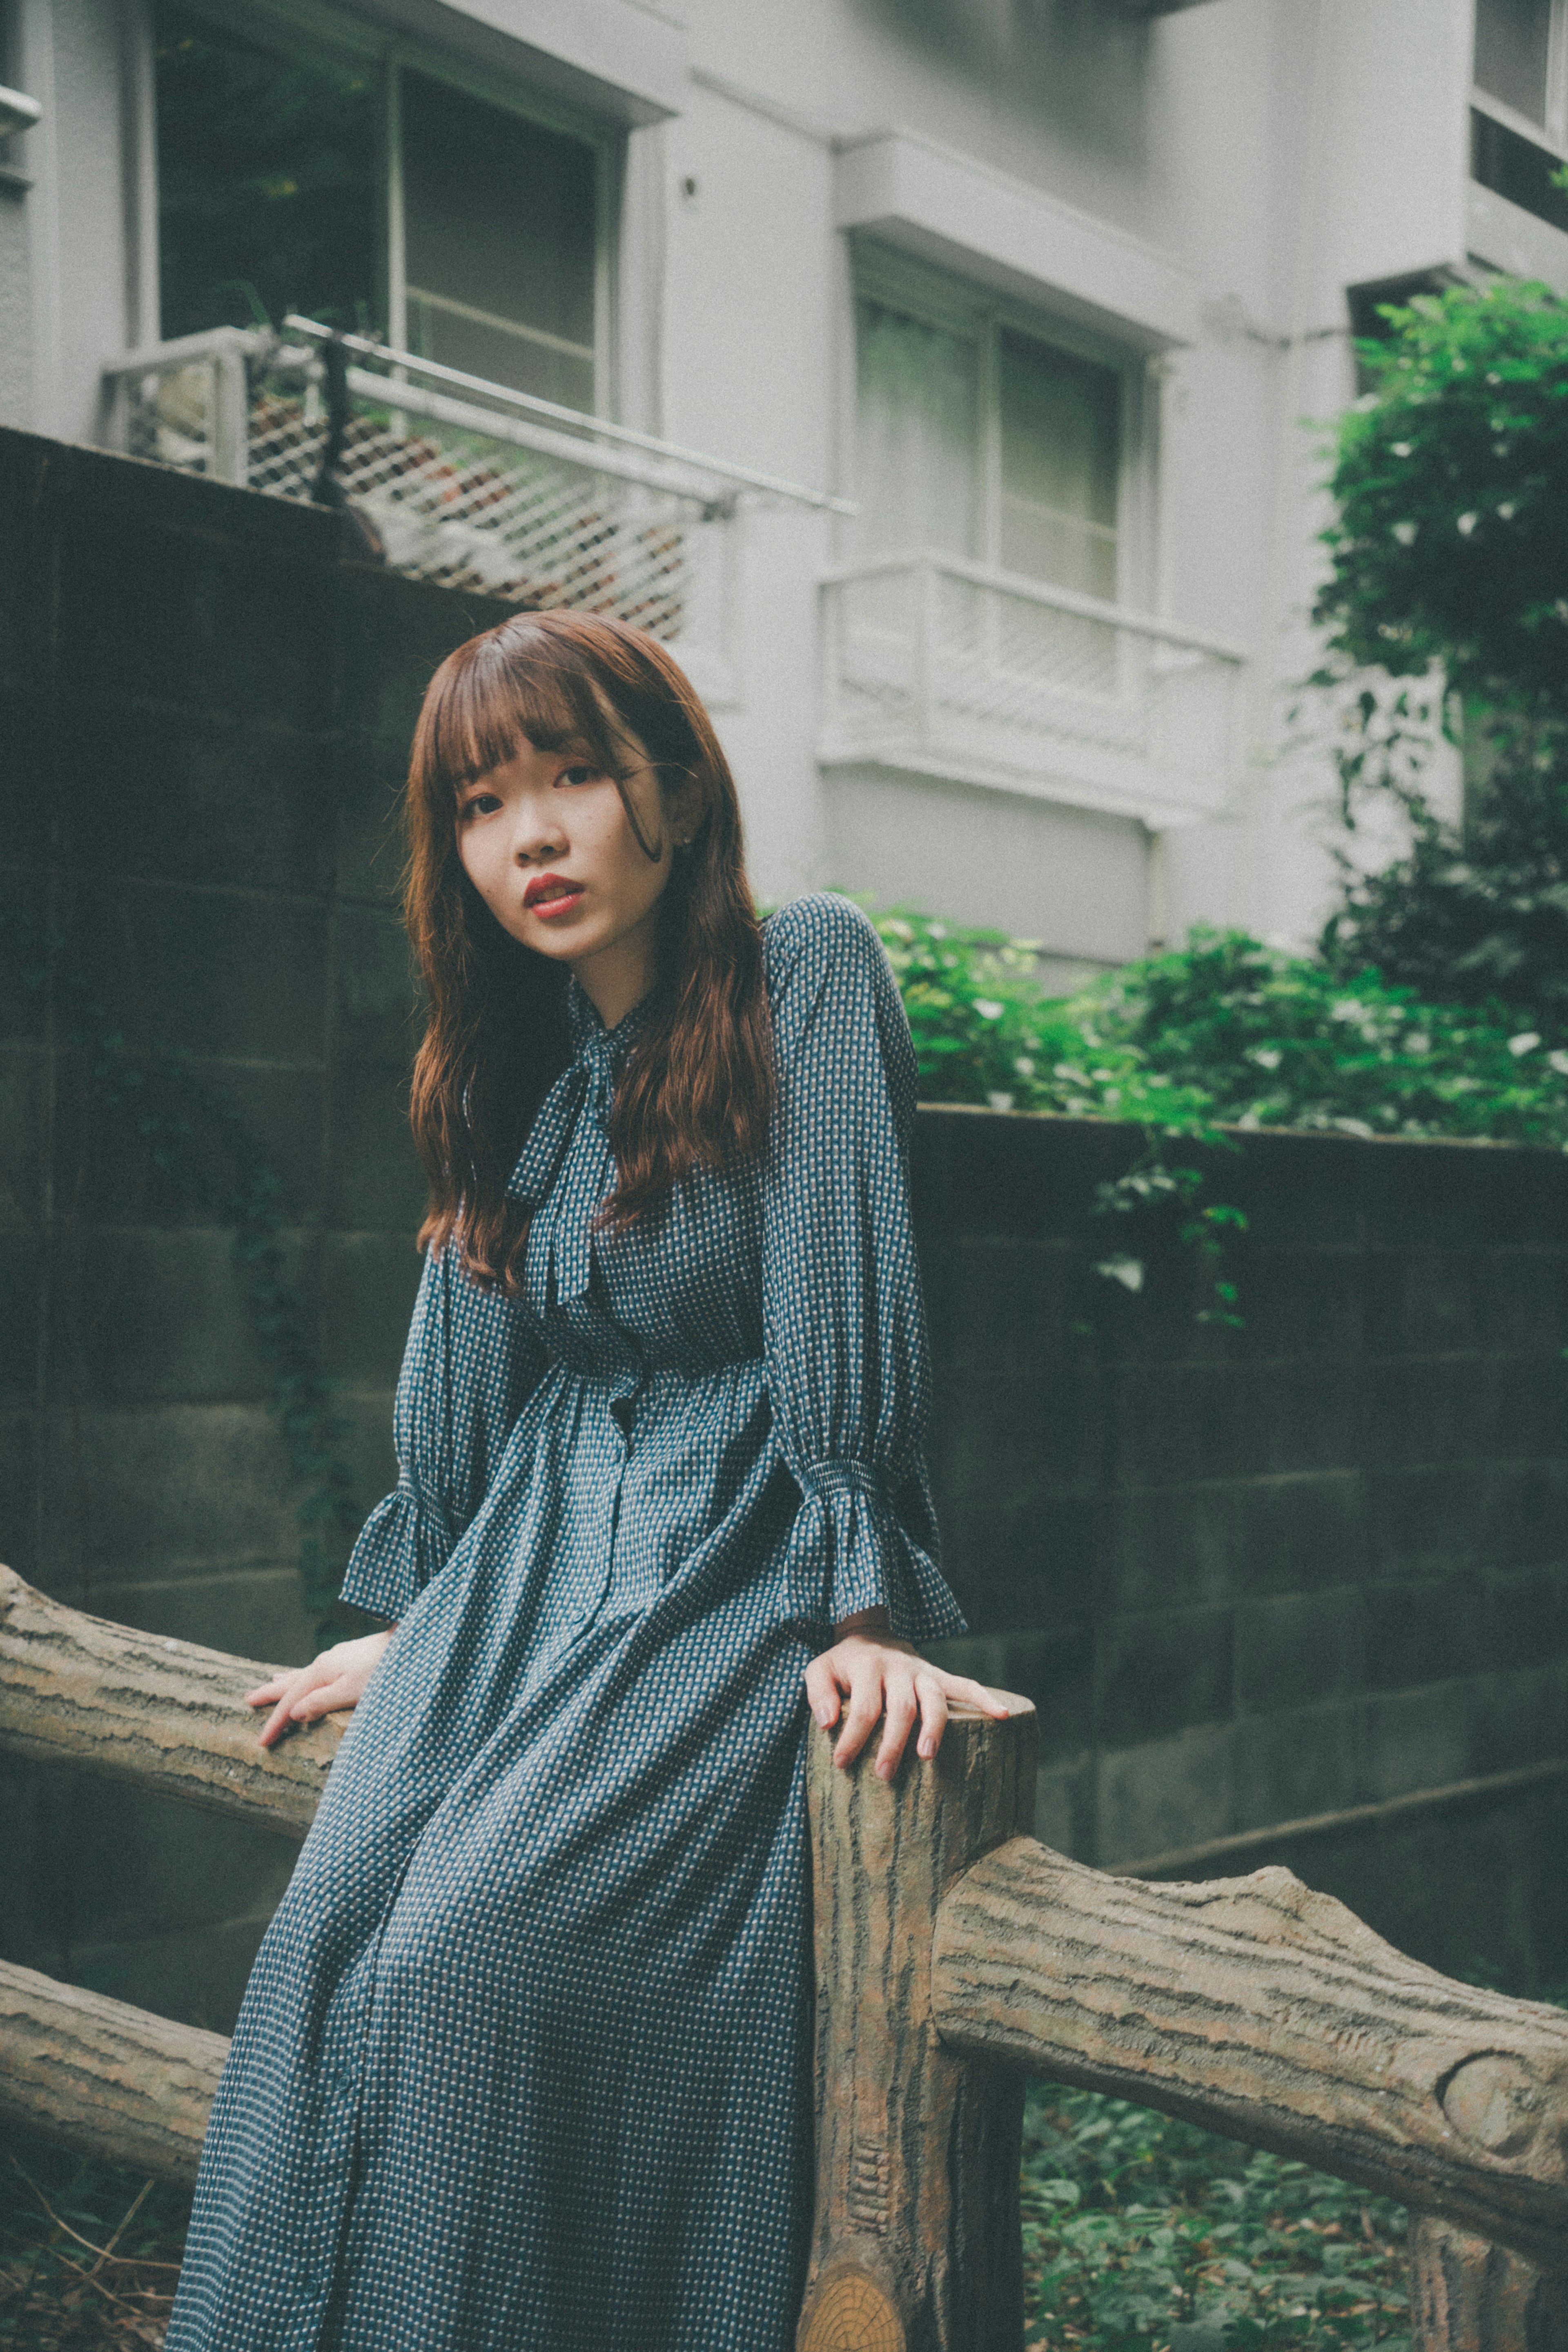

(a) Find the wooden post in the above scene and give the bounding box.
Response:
[1410,2216,1568,2352]
[796,1693,1038,2352]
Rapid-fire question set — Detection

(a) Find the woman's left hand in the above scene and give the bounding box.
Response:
[804,1622,1009,1780]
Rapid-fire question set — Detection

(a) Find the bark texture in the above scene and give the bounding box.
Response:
[796,1696,1039,2352]
[931,1838,1568,2273]
[0,1563,343,1837]
[1410,2216,1568,2352]
[0,1958,227,2185]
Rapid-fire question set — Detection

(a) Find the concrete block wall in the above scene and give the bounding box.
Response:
[2,429,1565,2025]
[916,1110,1568,1990]
[0,426,510,2024]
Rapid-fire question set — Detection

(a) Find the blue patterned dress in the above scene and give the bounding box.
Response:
[165,893,964,2352]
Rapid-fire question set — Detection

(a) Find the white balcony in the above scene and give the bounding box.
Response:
[102,319,850,703]
[819,553,1247,828]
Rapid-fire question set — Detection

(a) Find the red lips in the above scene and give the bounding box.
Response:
[523,872,584,916]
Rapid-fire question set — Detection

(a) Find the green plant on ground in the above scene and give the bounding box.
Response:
[1021,2087,1408,2352]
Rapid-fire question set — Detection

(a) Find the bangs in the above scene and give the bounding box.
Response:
[424,622,630,794]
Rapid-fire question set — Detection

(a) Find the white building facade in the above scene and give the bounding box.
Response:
[2,0,1566,973]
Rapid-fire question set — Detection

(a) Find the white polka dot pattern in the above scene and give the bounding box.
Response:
[163,893,964,2352]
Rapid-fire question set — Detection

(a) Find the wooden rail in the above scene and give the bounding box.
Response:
[0,1564,344,1835]
[2,1565,1565,2352]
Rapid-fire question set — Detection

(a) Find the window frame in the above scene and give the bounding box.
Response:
[848,239,1157,616]
[1471,0,1568,157]
[146,0,619,416]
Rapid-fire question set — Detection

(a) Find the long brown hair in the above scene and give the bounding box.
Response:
[405,611,773,1290]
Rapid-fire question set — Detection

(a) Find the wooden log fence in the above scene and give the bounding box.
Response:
[2,1560,1566,2352]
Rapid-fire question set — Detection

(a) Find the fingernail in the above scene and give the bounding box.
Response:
[814,1704,833,1726]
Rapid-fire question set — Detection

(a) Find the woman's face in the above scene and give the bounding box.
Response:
[454,722,696,1029]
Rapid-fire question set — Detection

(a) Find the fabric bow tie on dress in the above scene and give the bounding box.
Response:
[506,1021,621,1304]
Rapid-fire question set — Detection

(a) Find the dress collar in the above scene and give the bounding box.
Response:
[566,976,658,1066]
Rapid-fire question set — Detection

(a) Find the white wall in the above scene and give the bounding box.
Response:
[0,184,29,425]
[5,0,1494,959]
[825,764,1149,965]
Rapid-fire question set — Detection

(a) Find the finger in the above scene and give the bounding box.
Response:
[873,1676,919,1780]
[833,1668,886,1768]
[914,1672,949,1761]
[246,1676,289,1708]
[256,1664,327,1748]
[290,1679,354,1723]
[803,1655,844,1730]
[942,1674,1011,1719]
[257,1691,301,1748]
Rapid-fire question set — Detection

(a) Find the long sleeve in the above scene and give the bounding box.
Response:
[339,1242,548,1622]
[761,894,964,1643]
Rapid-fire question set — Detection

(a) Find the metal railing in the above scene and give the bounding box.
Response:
[102,319,851,698]
[2,1562,1566,2352]
[820,551,1248,827]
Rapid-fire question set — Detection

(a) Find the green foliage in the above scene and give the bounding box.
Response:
[1322,711,1568,1037]
[869,909,1218,1130]
[0,893,363,1634]
[1091,928,1568,1146]
[866,906,1568,1320]
[868,908,1568,1148]
[1021,2088,1408,2352]
[1314,279,1568,711]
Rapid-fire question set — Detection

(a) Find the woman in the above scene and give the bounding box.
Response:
[165,611,1000,2352]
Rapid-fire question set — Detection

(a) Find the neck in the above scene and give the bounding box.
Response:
[569,916,659,1032]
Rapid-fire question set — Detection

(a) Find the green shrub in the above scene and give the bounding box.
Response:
[867,909,1568,1149]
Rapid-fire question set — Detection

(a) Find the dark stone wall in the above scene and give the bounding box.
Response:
[1,427,1565,2028]
[0,428,506,2024]
[915,1110,1568,1991]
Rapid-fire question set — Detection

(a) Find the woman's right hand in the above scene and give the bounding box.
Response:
[247,1630,395,1749]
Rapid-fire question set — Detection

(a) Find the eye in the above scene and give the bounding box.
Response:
[557,764,602,788]
[458,791,502,821]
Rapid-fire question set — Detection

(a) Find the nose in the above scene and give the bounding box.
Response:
[508,791,564,865]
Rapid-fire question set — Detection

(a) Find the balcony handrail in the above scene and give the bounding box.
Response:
[104,318,855,516]
[3,1559,1564,2351]
[103,324,263,374]
[823,546,1250,667]
[280,317,858,516]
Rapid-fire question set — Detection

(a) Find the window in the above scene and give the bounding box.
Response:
[1471,0,1568,233]
[852,250,1130,608]
[401,73,598,411]
[152,0,607,409]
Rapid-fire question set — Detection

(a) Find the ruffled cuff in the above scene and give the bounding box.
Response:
[338,1482,457,1623]
[791,1459,967,1643]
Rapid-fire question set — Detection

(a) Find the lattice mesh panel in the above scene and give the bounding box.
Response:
[824,561,1240,817]
[120,363,709,642]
